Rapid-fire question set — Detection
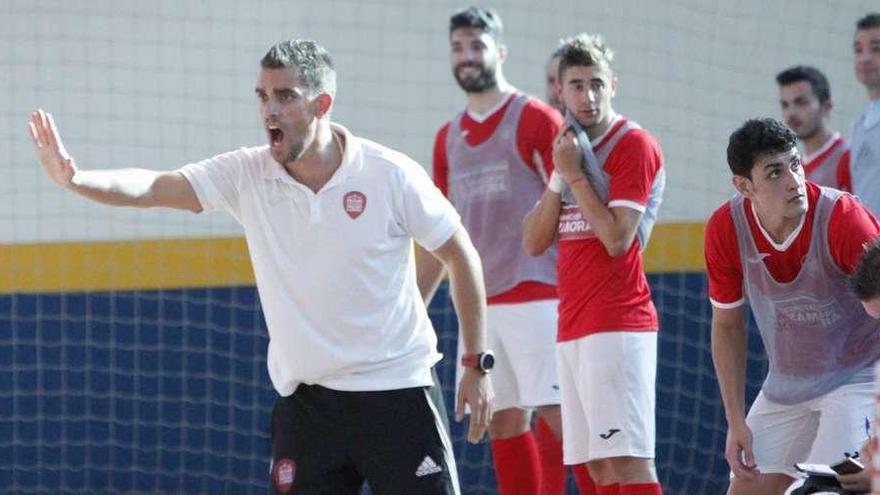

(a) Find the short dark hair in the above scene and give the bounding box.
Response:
[856,13,880,31]
[556,32,614,82]
[449,6,503,43]
[261,39,336,97]
[726,118,798,178]
[776,65,831,103]
[852,238,880,301]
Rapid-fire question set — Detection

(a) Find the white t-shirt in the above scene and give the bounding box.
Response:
[180,123,461,395]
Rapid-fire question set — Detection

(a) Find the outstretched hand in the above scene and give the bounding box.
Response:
[28,109,77,188]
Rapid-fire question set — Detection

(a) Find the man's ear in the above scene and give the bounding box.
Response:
[822,98,833,115]
[314,93,334,118]
[732,174,753,197]
[497,43,508,64]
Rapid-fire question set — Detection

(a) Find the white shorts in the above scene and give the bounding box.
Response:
[455,300,560,412]
[746,379,874,477]
[557,331,657,464]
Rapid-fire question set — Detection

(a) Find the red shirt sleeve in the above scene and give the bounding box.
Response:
[515,99,563,180]
[828,192,880,273]
[704,203,745,306]
[605,130,663,208]
[432,123,451,197]
[838,149,852,193]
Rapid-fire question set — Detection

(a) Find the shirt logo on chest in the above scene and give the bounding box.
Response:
[343,191,367,219]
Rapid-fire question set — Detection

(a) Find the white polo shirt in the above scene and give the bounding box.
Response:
[180,124,461,395]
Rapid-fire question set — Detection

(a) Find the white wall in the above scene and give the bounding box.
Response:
[2,0,876,243]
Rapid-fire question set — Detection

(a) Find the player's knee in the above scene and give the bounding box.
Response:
[535,405,562,436]
[728,474,793,495]
[488,407,531,439]
[599,456,657,484]
[586,458,616,485]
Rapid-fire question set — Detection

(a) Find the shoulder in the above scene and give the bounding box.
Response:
[705,201,736,241]
[521,97,563,123]
[830,190,880,227]
[617,127,661,155]
[605,126,663,176]
[186,145,271,174]
[435,121,452,142]
[358,136,426,180]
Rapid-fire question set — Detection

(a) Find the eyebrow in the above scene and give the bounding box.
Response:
[254,87,299,95]
[566,77,604,84]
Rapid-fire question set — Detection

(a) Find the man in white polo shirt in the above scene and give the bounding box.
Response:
[27,39,493,495]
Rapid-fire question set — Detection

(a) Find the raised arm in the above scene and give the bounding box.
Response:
[28,109,202,212]
[553,129,641,257]
[428,226,493,444]
[711,305,758,481]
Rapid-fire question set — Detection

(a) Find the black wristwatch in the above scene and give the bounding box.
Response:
[461,350,495,374]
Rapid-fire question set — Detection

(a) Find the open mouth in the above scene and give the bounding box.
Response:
[268,127,284,146]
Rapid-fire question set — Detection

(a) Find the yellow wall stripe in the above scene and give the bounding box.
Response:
[1,222,705,294]
[1,237,254,294]
[643,222,705,273]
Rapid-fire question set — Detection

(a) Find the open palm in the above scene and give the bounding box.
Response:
[28,109,77,187]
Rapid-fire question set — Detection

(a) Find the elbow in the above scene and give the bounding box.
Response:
[522,235,549,257]
[602,238,631,258]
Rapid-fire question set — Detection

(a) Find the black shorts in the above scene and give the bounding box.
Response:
[270,383,458,495]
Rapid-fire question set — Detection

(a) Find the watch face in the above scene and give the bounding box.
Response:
[480,353,495,371]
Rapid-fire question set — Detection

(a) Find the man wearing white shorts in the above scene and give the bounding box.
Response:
[416,7,574,495]
[523,33,665,495]
[706,118,880,495]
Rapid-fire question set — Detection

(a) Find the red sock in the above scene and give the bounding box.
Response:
[596,483,620,495]
[572,463,597,495]
[619,482,663,495]
[490,431,541,495]
[534,417,565,495]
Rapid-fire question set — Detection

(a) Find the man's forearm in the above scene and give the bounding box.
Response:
[70,168,163,207]
[444,238,487,354]
[522,189,562,256]
[711,319,749,426]
[568,178,634,255]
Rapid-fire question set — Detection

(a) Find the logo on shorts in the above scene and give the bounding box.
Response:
[273,458,297,493]
[599,429,621,440]
[415,455,443,477]
[343,191,367,219]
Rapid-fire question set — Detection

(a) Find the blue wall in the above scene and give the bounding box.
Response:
[0,275,768,494]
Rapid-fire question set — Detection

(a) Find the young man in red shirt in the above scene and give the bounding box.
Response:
[523,33,665,495]
[417,7,595,495]
[706,118,880,495]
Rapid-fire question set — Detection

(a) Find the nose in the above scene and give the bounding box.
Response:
[586,89,597,104]
[264,98,280,118]
[461,47,477,63]
[784,166,803,189]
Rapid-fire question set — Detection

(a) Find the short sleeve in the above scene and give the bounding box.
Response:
[398,160,462,251]
[516,100,563,179]
[179,148,250,219]
[828,193,880,274]
[704,205,745,308]
[606,131,663,213]
[432,123,451,196]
